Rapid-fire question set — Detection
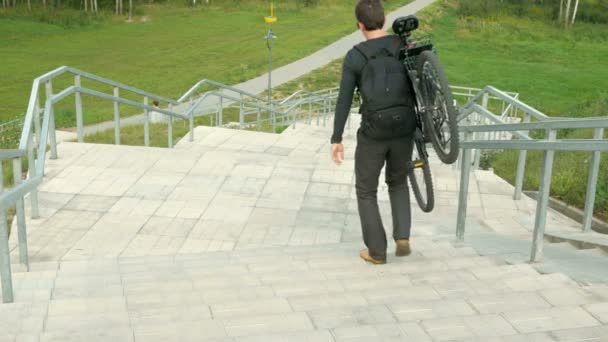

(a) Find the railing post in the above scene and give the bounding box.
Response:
[12,158,29,270]
[582,128,604,232]
[34,95,41,146]
[513,113,531,200]
[239,95,245,129]
[219,96,223,127]
[143,96,150,147]
[308,97,312,124]
[74,75,84,143]
[316,100,323,127]
[113,87,120,145]
[322,99,327,128]
[453,148,463,171]
[189,110,195,142]
[473,95,488,170]
[168,104,173,148]
[45,81,58,160]
[0,209,13,303]
[257,101,262,132]
[456,132,474,241]
[271,102,276,134]
[28,130,39,219]
[530,129,557,263]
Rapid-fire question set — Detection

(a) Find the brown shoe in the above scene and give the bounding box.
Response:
[395,239,411,256]
[359,249,386,265]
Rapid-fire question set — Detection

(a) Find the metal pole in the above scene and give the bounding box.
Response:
[45,81,58,160]
[34,95,41,146]
[308,97,312,124]
[189,109,195,142]
[113,87,120,145]
[582,128,604,232]
[75,75,84,143]
[473,95,488,170]
[257,102,262,132]
[322,99,327,128]
[143,96,150,147]
[239,95,245,129]
[12,158,29,270]
[28,130,39,219]
[513,113,531,200]
[530,129,557,263]
[268,40,272,116]
[219,96,223,127]
[0,210,13,303]
[456,133,473,241]
[168,104,173,148]
[268,30,274,133]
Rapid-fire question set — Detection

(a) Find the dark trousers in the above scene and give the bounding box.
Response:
[355,130,414,260]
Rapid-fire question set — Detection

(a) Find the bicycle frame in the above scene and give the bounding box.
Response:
[400,37,434,164]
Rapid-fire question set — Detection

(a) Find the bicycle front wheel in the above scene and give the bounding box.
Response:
[408,149,434,213]
[417,50,459,164]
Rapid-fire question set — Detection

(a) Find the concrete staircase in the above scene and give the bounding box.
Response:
[2,121,608,341]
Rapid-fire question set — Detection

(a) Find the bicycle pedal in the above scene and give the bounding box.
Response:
[413,160,425,168]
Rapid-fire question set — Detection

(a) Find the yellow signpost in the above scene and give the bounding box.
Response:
[264,1,277,132]
[264,2,277,24]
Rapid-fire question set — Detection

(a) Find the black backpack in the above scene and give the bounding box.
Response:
[355,35,416,139]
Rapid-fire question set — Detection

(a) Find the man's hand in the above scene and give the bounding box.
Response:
[331,143,345,166]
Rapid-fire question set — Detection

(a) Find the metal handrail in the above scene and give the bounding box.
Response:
[178,79,276,105]
[0,150,26,160]
[458,85,548,123]
[455,86,607,264]
[2,80,194,307]
[1,66,342,304]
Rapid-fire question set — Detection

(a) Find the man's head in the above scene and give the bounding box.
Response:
[355,0,385,32]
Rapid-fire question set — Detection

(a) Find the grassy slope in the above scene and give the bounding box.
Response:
[270,0,608,220]
[430,4,608,117]
[427,2,608,220]
[0,0,411,128]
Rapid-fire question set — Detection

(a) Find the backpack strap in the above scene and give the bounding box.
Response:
[354,42,377,61]
[388,35,403,58]
[354,35,403,60]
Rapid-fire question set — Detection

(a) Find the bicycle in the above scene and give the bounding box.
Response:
[392,15,460,212]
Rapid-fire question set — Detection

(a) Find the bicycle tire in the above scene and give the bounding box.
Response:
[408,156,434,213]
[417,50,460,164]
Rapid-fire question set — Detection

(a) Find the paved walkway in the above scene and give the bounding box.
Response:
[4,115,608,341]
[72,0,438,138]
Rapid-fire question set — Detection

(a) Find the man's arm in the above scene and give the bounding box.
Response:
[331,52,359,144]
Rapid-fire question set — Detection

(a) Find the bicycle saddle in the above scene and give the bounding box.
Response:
[392,15,419,36]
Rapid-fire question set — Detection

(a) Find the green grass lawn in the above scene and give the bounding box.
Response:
[428,2,608,117]
[269,0,608,221]
[0,0,412,129]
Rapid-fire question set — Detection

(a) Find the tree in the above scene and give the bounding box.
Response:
[564,0,572,28]
[571,0,580,25]
[559,0,564,22]
[116,0,123,15]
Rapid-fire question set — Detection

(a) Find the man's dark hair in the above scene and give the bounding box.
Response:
[355,0,385,31]
[153,100,159,106]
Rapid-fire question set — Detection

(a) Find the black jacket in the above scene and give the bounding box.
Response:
[331,35,402,144]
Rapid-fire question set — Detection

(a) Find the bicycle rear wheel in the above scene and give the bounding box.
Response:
[408,143,434,213]
[417,50,459,164]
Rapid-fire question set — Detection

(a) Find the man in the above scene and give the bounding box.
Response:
[331,0,416,264]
